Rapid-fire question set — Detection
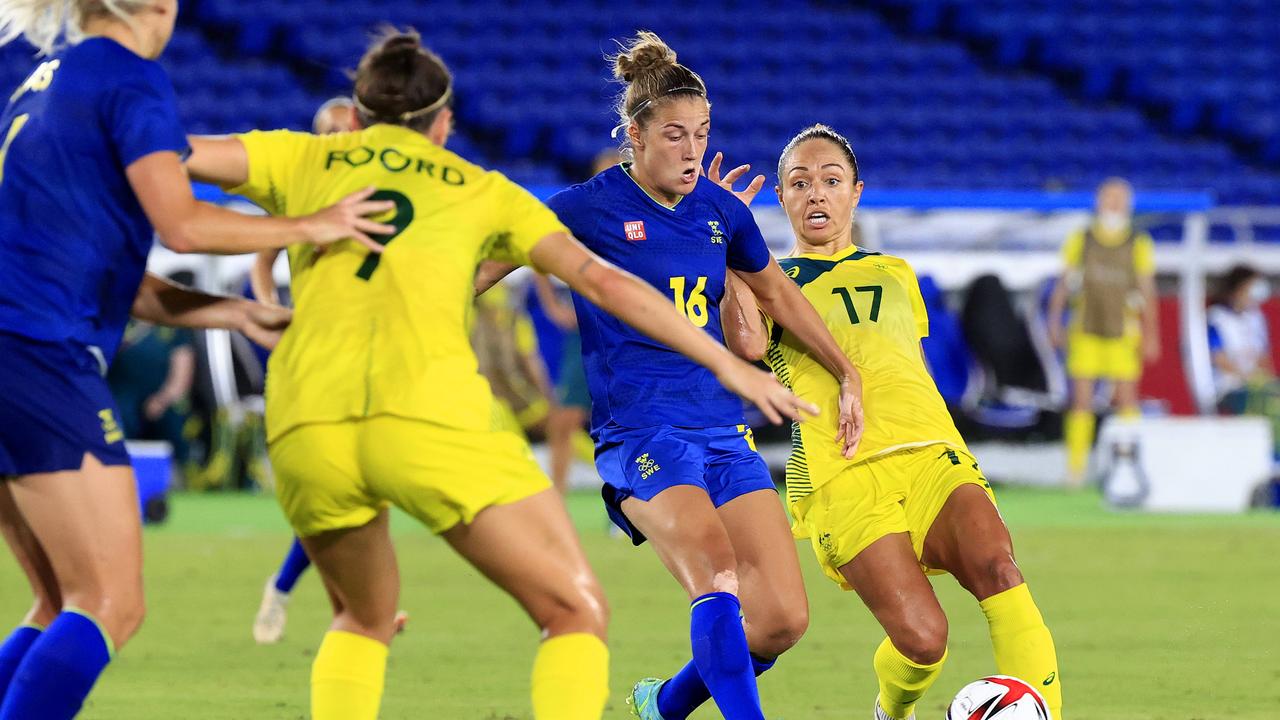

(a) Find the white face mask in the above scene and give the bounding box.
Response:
[1248,279,1270,305]
[1097,211,1129,232]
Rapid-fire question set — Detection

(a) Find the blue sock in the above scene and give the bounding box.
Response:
[0,610,112,720]
[657,650,777,719]
[0,625,41,701]
[663,592,765,720]
[273,538,311,594]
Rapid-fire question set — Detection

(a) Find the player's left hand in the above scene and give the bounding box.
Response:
[706,152,767,206]
[241,301,293,350]
[836,371,865,459]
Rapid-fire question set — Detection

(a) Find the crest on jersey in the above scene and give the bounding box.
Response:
[624,220,647,241]
[707,220,725,244]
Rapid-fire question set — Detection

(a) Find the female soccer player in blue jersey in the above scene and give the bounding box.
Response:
[720,126,1063,720]
[546,32,865,720]
[0,2,394,718]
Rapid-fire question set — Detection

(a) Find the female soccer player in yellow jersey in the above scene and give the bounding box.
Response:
[719,126,1063,720]
[183,30,813,720]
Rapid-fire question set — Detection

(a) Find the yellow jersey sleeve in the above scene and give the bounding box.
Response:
[227,130,315,215]
[1061,229,1085,270]
[1134,232,1156,277]
[903,265,930,339]
[485,175,568,267]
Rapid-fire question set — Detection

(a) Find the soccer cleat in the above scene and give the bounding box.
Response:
[627,677,666,719]
[252,575,289,645]
[875,698,915,720]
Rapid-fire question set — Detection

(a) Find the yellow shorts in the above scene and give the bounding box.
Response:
[791,444,996,590]
[1066,328,1141,381]
[269,414,551,537]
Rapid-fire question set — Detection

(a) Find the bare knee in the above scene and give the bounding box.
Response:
[749,605,808,658]
[535,578,610,641]
[66,585,145,649]
[967,553,1025,601]
[25,593,62,628]
[889,613,948,665]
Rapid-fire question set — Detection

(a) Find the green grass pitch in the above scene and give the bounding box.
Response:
[1,486,1277,719]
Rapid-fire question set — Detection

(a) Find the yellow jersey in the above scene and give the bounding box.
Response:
[228,125,566,442]
[764,245,967,505]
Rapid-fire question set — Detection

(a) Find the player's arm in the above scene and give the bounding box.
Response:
[1048,231,1084,349]
[1047,273,1071,350]
[721,271,768,361]
[251,249,283,306]
[131,272,292,350]
[532,273,578,330]
[529,232,815,425]
[475,260,518,296]
[734,259,864,457]
[144,342,194,421]
[1136,236,1160,363]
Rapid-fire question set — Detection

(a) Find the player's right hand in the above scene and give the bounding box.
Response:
[717,359,818,425]
[706,151,767,207]
[300,186,396,253]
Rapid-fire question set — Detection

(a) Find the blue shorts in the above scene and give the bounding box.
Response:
[0,330,130,477]
[594,423,775,545]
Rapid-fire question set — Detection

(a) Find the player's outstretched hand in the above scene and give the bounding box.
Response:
[300,186,396,254]
[717,359,819,425]
[706,152,767,207]
[241,301,293,350]
[836,371,865,459]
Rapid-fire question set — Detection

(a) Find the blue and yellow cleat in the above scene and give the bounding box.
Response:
[627,678,667,719]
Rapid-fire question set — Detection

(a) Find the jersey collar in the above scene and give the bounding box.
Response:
[620,162,685,212]
[791,243,862,262]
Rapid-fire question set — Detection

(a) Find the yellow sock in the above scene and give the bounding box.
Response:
[531,632,609,720]
[1064,410,1095,477]
[980,584,1062,719]
[311,630,388,720]
[873,637,946,720]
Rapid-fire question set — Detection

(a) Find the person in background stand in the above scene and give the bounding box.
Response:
[107,320,196,471]
[1047,178,1159,487]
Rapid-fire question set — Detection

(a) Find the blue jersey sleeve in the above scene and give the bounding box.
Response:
[723,194,771,273]
[546,185,596,247]
[103,64,188,168]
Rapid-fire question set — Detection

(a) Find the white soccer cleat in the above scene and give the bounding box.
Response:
[253,575,290,645]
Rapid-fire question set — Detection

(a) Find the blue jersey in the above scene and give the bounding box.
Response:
[0,38,188,364]
[547,164,772,432]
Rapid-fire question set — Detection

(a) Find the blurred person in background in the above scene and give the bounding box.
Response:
[472,280,558,440]
[535,148,620,493]
[1048,178,1159,487]
[106,320,196,471]
[1208,265,1280,453]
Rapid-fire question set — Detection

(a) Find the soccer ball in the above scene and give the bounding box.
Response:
[946,675,1052,720]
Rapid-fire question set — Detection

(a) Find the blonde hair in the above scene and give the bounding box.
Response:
[609,31,707,143]
[0,0,147,55]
